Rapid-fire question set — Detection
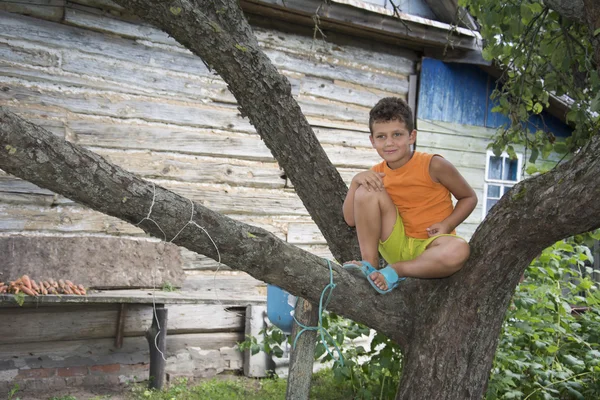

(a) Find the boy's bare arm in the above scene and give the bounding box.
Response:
[342,171,386,226]
[428,156,478,235]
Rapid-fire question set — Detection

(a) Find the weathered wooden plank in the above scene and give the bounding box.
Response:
[69,119,271,160]
[262,47,411,93]
[0,203,143,233]
[71,0,123,12]
[0,80,257,133]
[59,51,237,103]
[0,11,212,77]
[67,116,382,167]
[125,304,245,335]
[64,6,180,46]
[0,303,244,344]
[418,119,496,140]
[299,75,404,108]
[182,272,266,298]
[0,333,242,368]
[0,40,60,68]
[253,26,417,77]
[0,56,238,105]
[159,180,309,216]
[95,150,286,189]
[0,0,65,21]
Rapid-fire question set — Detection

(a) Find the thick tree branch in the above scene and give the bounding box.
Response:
[110,0,359,262]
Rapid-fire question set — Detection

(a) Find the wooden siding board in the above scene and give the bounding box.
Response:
[0,304,244,344]
[0,81,257,133]
[0,333,242,366]
[418,57,488,126]
[63,6,180,46]
[253,26,417,77]
[95,150,286,189]
[300,76,404,108]
[0,40,60,68]
[0,0,65,21]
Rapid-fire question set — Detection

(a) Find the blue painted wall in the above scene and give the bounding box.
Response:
[417,58,572,138]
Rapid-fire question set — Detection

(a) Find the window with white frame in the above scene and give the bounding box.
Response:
[483,151,522,217]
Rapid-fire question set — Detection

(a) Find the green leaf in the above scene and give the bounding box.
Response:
[563,354,585,367]
[525,164,539,175]
[532,102,543,114]
[546,345,559,354]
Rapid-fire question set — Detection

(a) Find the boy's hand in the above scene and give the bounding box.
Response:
[353,171,386,192]
[426,222,452,237]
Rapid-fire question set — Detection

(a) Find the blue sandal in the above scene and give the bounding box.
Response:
[342,261,405,294]
[368,265,405,294]
[342,260,377,278]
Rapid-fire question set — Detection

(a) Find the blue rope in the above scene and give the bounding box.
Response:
[292,259,344,366]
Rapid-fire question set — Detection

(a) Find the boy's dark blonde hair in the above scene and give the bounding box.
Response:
[369,97,414,133]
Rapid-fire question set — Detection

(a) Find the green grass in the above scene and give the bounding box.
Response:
[128,369,355,400]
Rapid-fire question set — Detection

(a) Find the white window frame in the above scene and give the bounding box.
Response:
[482,150,523,218]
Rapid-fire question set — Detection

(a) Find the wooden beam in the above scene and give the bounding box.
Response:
[115,303,127,348]
[422,0,457,24]
[240,0,482,53]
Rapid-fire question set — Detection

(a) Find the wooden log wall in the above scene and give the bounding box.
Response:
[0,1,419,276]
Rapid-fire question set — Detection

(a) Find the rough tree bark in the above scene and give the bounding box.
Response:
[1,1,600,399]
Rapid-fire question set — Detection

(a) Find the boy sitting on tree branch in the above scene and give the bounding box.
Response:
[343,97,478,294]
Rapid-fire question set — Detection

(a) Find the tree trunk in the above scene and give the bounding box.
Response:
[2,0,600,398]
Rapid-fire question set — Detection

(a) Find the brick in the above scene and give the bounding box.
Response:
[64,376,85,387]
[0,369,18,382]
[90,364,120,374]
[83,374,120,387]
[16,368,55,380]
[57,366,88,377]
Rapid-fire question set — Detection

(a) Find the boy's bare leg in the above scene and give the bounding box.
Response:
[370,236,470,291]
[349,185,397,268]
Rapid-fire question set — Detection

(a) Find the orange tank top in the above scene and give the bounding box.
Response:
[372,152,454,239]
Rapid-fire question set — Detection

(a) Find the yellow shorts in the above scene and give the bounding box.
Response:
[378,210,458,264]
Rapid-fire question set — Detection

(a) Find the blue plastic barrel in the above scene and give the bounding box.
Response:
[266,284,296,334]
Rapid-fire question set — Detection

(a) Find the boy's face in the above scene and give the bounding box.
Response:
[369,120,416,169]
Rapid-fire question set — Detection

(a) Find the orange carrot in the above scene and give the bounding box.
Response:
[21,275,32,290]
[21,286,37,296]
[78,284,87,295]
[31,279,40,292]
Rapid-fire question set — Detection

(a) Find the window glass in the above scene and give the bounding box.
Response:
[487,185,501,198]
[484,152,521,218]
[504,158,519,181]
[488,156,503,180]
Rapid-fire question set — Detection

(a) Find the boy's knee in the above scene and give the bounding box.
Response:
[354,185,384,204]
[444,238,470,273]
